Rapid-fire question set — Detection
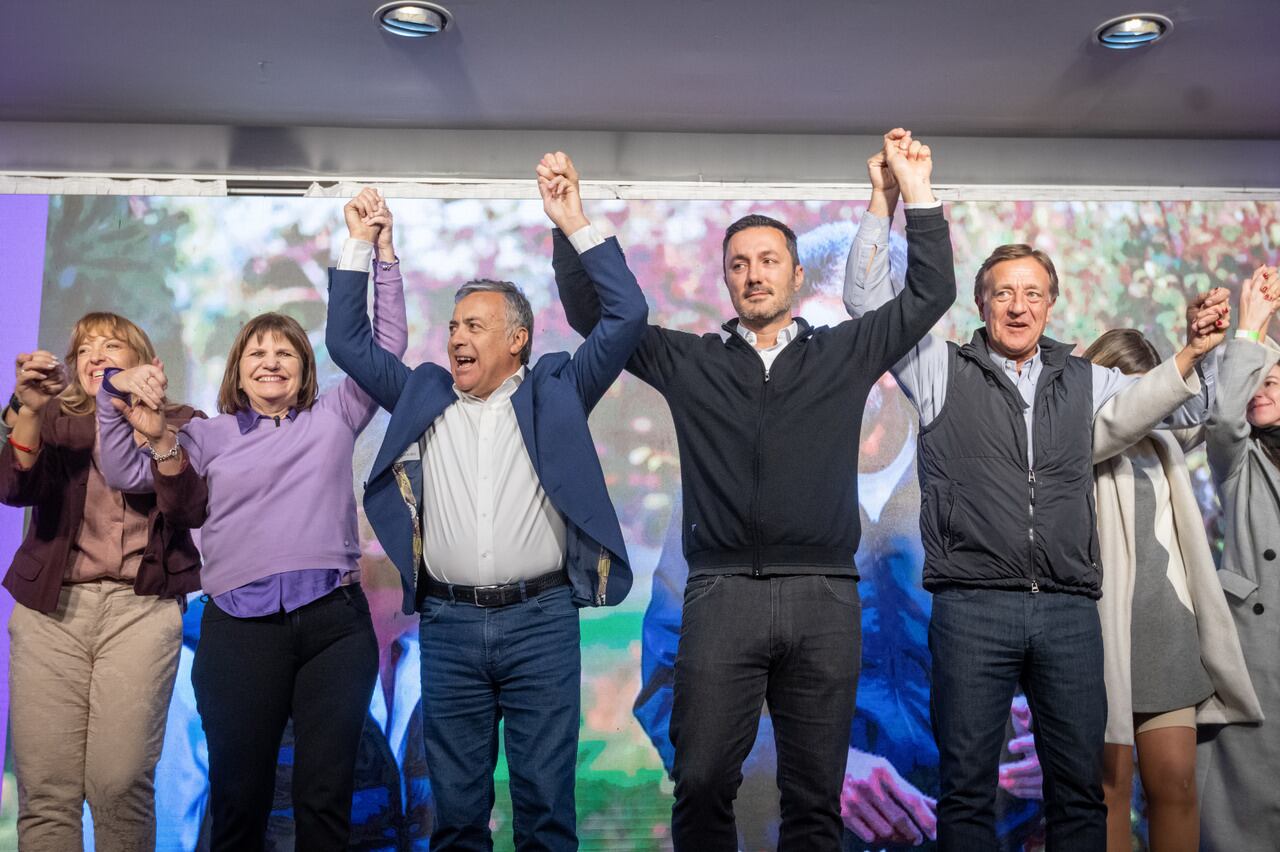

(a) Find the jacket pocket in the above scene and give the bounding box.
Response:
[943,488,958,551]
[9,551,44,582]
[1217,569,1259,603]
[683,575,722,608]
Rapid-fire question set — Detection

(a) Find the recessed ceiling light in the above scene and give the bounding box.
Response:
[1094,14,1172,49]
[374,1,453,38]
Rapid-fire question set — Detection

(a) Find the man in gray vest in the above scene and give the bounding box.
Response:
[844,129,1229,850]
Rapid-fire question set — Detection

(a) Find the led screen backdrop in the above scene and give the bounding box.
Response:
[0,192,1276,851]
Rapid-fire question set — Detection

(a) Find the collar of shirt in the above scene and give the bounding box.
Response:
[735,320,799,351]
[235,406,298,435]
[453,366,526,405]
[989,346,1042,392]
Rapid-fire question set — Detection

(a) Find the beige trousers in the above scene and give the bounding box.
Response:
[8,580,181,852]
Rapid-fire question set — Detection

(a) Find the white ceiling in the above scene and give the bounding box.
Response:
[1,1,1278,184]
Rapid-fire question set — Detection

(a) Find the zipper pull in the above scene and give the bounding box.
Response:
[1030,579,1040,594]
[273,415,281,428]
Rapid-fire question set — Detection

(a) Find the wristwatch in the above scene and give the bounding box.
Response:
[6,393,21,416]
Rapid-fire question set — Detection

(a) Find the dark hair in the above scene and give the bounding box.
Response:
[217,313,318,415]
[1082,329,1162,375]
[974,244,1060,305]
[1252,364,1280,470]
[1255,428,1280,471]
[722,214,799,268]
[454,279,534,365]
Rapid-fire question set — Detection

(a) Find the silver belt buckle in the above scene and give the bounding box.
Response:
[472,583,505,607]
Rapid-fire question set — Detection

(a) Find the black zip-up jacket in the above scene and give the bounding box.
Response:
[554,208,956,578]
[917,330,1102,597]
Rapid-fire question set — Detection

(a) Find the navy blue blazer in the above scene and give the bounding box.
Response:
[327,237,647,614]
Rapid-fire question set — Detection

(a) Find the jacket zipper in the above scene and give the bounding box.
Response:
[750,352,769,577]
[1027,468,1038,593]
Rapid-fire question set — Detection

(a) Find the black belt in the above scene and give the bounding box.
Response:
[425,569,568,608]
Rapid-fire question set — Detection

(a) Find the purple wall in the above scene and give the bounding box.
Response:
[0,195,49,796]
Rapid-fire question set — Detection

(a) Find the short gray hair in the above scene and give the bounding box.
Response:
[454,279,534,365]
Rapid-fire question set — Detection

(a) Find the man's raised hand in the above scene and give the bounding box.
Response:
[344,187,385,244]
[536,151,589,234]
[866,144,900,218]
[883,127,936,206]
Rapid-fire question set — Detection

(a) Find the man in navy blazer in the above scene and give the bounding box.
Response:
[326,170,647,851]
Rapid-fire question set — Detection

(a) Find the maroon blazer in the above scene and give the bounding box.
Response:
[0,402,205,613]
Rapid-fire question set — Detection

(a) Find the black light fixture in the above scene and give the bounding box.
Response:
[1094,13,1172,49]
[374,1,453,38]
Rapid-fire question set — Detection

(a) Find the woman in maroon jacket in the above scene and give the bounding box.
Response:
[0,312,201,852]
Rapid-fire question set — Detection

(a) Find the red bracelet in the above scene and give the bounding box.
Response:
[8,435,36,454]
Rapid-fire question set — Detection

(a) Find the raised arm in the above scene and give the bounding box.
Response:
[0,350,66,505]
[96,360,210,527]
[326,188,412,416]
[841,130,954,424]
[536,152,648,409]
[1091,358,1201,463]
[1207,266,1280,483]
[96,372,158,493]
[1091,291,1228,462]
[1163,289,1229,430]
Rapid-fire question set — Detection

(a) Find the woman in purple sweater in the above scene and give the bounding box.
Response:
[97,190,407,852]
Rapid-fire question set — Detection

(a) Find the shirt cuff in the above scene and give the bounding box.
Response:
[856,212,892,242]
[338,239,375,272]
[100,367,128,399]
[566,224,607,254]
[374,258,402,283]
[903,200,943,210]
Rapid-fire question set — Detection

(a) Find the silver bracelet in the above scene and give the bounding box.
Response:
[148,441,181,463]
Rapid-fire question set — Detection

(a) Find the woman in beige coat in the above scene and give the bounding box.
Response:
[1086,310,1262,851]
[1199,265,1280,851]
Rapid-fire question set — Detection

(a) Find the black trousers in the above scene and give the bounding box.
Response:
[670,574,862,852]
[192,586,379,852]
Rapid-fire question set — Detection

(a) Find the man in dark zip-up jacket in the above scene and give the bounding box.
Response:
[845,172,1229,851]
[553,131,954,851]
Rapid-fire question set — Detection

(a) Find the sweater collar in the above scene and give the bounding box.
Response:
[236,406,298,435]
[720,316,813,347]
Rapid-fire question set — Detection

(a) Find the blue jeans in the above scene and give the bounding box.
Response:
[929,588,1106,852]
[669,574,862,852]
[419,584,580,852]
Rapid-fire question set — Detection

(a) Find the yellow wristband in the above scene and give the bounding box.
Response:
[1235,329,1261,342]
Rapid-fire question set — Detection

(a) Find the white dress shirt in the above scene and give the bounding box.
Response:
[734,321,799,376]
[419,368,567,587]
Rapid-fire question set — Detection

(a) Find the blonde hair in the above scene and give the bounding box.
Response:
[1082,328,1162,375]
[60,312,157,416]
[216,313,318,415]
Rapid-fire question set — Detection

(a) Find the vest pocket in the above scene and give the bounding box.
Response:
[943,488,958,551]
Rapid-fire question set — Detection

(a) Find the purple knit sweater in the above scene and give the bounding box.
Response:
[98,262,407,598]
